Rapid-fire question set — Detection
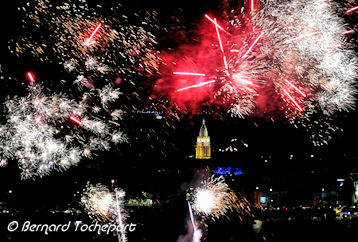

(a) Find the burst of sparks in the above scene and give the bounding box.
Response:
[194,189,216,214]
[64,60,76,72]
[0,85,126,179]
[99,85,122,107]
[160,0,357,122]
[81,183,127,226]
[189,175,251,220]
[10,0,159,89]
[232,73,254,85]
[85,57,98,70]
[284,32,319,43]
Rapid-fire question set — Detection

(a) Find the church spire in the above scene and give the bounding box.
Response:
[196,119,211,159]
[199,119,208,137]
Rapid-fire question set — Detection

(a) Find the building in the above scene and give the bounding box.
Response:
[195,119,211,159]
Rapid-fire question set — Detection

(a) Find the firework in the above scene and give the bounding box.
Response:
[346,5,358,14]
[6,0,168,158]
[156,0,357,119]
[253,0,358,116]
[114,188,127,242]
[81,183,127,241]
[26,71,36,83]
[0,84,126,179]
[289,106,344,147]
[187,202,202,242]
[177,80,215,92]
[10,0,159,89]
[188,175,251,220]
[81,183,127,222]
[81,183,116,223]
[152,0,357,146]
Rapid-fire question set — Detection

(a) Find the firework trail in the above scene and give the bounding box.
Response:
[188,175,251,220]
[0,84,126,179]
[115,188,127,242]
[176,203,202,242]
[187,202,202,242]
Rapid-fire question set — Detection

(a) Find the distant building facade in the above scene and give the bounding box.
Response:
[196,119,211,159]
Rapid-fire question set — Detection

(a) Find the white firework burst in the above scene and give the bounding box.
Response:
[81,182,128,241]
[99,85,122,108]
[252,0,358,114]
[85,56,98,71]
[0,85,126,179]
[189,175,251,220]
[64,60,76,72]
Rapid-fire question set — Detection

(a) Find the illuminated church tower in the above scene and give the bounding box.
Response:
[195,119,211,159]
